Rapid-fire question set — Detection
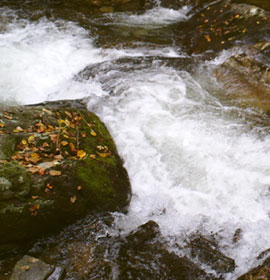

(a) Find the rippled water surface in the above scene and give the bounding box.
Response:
[1,2,270,279]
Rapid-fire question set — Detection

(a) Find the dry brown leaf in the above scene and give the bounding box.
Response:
[69,142,77,153]
[49,134,58,143]
[49,170,62,176]
[42,142,49,147]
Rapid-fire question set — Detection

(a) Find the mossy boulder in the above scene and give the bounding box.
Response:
[0,101,130,247]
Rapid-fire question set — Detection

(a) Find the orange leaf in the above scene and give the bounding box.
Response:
[49,170,61,176]
[204,35,211,42]
[0,122,4,128]
[61,141,69,146]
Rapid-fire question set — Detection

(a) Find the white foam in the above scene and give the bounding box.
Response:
[107,6,190,28]
[0,18,104,104]
[88,65,270,278]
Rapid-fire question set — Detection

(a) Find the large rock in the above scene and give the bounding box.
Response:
[9,255,64,280]
[0,101,130,248]
[173,0,270,55]
[215,53,270,113]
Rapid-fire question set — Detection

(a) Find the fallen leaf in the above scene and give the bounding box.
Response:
[30,153,41,164]
[61,141,69,146]
[69,142,77,153]
[235,14,240,19]
[32,196,38,199]
[49,170,61,176]
[21,265,30,271]
[65,111,73,118]
[70,195,77,204]
[204,35,211,42]
[21,139,28,145]
[42,108,53,115]
[28,257,39,263]
[90,130,97,137]
[49,134,58,143]
[97,152,111,158]
[13,126,24,133]
[28,135,35,144]
[90,154,96,159]
[47,183,53,189]
[81,132,86,138]
[77,186,82,191]
[77,150,86,158]
[42,142,49,147]
[0,122,4,128]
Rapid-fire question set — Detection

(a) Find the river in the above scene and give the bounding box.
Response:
[1,1,270,279]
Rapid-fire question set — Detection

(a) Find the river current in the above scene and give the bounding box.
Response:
[1,2,270,279]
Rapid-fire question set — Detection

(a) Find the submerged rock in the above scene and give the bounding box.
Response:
[216,53,270,113]
[9,255,64,280]
[118,221,219,280]
[190,236,235,273]
[0,101,130,249]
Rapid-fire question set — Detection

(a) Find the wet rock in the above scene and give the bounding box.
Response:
[9,255,64,280]
[190,236,235,273]
[237,255,270,279]
[118,221,218,280]
[216,53,270,113]
[232,0,270,11]
[173,0,270,55]
[0,101,130,249]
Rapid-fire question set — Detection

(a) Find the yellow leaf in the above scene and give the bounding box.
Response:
[49,170,62,176]
[90,130,97,137]
[30,153,41,163]
[77,150,86,158]
[28,135,35,143]
[97,152,111,158]
[70,195,77,204]
[13,126,23,133]
[0,122,4,128]
[61,141,69,146]
[21,139,27,145]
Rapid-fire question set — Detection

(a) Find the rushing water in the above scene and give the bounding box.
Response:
[1,3,270,279]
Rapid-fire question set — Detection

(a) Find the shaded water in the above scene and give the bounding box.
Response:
[1,1,270,279]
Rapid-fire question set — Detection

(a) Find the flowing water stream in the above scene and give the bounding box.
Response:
[1,1,270,279]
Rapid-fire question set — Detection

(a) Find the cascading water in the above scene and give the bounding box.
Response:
[1,2,270,279]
